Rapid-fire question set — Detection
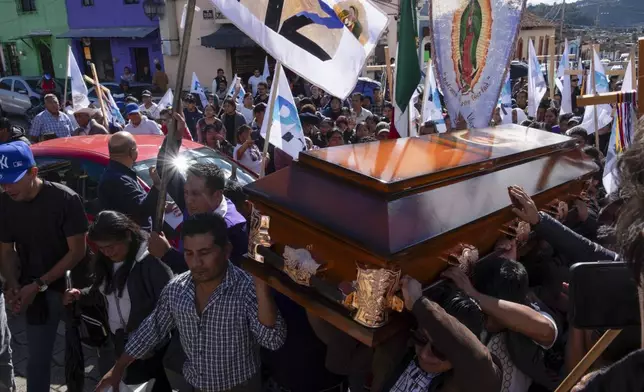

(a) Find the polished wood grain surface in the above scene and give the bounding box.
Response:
[301,125,576,193]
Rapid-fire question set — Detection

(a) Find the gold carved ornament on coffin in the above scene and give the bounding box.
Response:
[342,264,405,329]
[439,243,480,273]
[541,199,569,222]
[498,218,531,245]
[282,245,322,287]
[248,207,272,263]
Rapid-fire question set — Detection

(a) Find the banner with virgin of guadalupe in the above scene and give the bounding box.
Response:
[430,0,526,128]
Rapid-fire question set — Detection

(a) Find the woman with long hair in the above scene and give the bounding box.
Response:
[64,211,173,391]
[196,104,219,143]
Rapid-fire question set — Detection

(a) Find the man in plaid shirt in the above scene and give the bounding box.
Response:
[97,213,286,392]
[29,94,75,142]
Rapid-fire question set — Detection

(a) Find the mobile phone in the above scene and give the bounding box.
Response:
[65,270,73,291]
[569,262,640,329]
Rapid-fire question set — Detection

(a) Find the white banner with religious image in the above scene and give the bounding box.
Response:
[209,0,388,99]
[67,46,89,111]
[430,0,526,128]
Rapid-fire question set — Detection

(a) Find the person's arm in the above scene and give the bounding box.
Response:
[29,115,42,142]
[245,277,286,351]
[402,277,501,392]
[509,186,617,262]
[235,140,253,160]
[0,243,19,291]
[160,247,188,274]
[443,267,557,348]
[96,284,176,391]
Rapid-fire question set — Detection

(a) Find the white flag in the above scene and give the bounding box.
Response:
[555,39,572,114]
[260,64,306,160]
[580,48,612,134]
[151,88,174,119]
[421,61,446,132]
[67,46,89,111]
[226,75,245,106]
[209,0,388,99]
[527,40,547,118]
[190,72,209,108]
[622,57,634,93]
[103,90,125,126]
[262,57,270,82]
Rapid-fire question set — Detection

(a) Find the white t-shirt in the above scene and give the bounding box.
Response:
[248,75,264,96]
[233,142,263,175]
[124,116,163,135]
[353,107,373,123]
[237,104,254,124]
[483,307,558,392]
[139,103,159,120]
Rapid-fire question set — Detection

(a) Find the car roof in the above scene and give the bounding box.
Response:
[31,135,203,161]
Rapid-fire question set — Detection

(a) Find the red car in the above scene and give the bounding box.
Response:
[31,135,256,236]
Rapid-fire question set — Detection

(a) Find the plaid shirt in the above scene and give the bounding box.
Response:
[125,263,286,391]
[29,109,75,139]
[371,100,390,117]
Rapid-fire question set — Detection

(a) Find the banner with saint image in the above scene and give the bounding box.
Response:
[430,0,526,128]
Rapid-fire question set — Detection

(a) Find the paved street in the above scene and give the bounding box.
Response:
[8,312,101,392]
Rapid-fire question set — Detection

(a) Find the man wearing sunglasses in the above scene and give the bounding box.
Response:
[380,276,502,392]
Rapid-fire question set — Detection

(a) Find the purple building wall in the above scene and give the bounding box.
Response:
[65,0,164,82]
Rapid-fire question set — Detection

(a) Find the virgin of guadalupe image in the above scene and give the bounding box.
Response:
[457,0,483,92]
[337,5,363,41]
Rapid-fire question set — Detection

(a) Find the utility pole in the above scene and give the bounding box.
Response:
[559,0,566,42]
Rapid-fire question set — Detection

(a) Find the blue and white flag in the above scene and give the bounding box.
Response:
[105,90,125,126]
[260,63,306,160]
[190,72,208,108]
[421,61,446,132]
[498,73,512,124]
[226,75,245,106]
[528,40,547,118]
[555,39,572,114]
[67,46,89,110]
[580,48,612,134]
[262,58,270,82]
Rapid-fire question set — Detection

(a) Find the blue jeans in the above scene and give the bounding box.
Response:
[25,291,63,392]
[0,294,15,391]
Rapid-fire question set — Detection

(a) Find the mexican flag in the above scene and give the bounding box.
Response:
[394,0,422,138]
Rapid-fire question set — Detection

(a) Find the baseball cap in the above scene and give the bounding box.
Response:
[141,90,152,97]
[0,141,36,184]
[124,103,140,116]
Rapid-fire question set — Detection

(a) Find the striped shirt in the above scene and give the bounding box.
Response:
[29,110,75,139]
[125,262,286,391]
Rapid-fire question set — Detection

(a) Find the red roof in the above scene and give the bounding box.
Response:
[31,135,202,163]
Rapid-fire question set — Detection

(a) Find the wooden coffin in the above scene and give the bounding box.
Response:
[242,124,598,346]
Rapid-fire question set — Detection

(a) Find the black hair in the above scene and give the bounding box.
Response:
[426,282,484,337]
[352,92,364,100]
[366,114,380,124]
[88,211,146,297]
[186,163,226,193]
[217,68,224,73]
[236,124,252,136]
[299,97,313,107]
[223,98,236,108]
[155,63,162,71]
[253,103,267,114]
[184,95,196,104]
[472,256,529,304]
[517,89,528,98]
[181,212,229,248]
[567,125,589,139]
[243,92,253,99]
[125,96,138,104]
[383,102,394,109]
[299,104,317,115]
[0,117,11,131]
[258,82,268,89]
[559,113,574,124]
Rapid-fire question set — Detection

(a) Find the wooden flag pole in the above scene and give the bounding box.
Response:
[89,63,109,129]
[384,46,394,102]
[259,61,282,178]
[63,46,70,108]
[638,38,644,118]
[549,36,556,101]
[153,0,197,231]
[590,46,600,147]
[555,329,622,392]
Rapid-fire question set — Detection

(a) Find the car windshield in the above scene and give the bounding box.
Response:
[25,79,40,91]
[133,147,256,187]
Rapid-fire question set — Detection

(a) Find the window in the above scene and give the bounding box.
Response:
[17,0,36,13]
[0,79,11,91]
[4,44,20,75]
[13,80,27,94]
[82,0,94,6]
[124,0,139,4]
[35,157,105,206]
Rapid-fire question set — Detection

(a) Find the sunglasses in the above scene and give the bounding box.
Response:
[410,329,447,361]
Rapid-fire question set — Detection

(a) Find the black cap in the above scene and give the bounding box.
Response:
[142,90,152,97]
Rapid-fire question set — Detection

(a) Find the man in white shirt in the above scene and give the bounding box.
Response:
[248,68,264,97]
[123,103,163,135]
[139,90,159,120]
[351,93,373,123]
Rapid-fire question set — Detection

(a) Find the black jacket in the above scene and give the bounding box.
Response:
[98,161,159,232]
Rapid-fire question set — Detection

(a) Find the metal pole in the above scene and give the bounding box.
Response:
[153,0,197,231]
[559,0,565,43]
[590,45,599,147]
[549,36,556,100]
[259,62,282,178]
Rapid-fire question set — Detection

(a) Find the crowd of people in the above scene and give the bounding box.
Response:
[0,60,641,392]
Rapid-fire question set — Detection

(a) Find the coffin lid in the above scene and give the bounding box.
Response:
[245,125,596,257]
